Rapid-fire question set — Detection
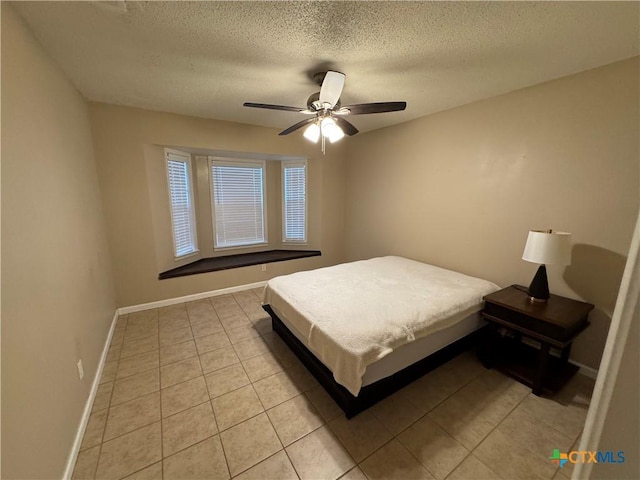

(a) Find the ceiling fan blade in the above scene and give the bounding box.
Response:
[319,71,345,108]
[279,117,317,136]
[334,117,359,136]
[341,102,407,115]
[243,102,306,113]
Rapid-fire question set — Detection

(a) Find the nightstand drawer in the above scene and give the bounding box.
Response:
[483,301,588,343]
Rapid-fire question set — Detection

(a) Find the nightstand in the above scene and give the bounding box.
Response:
[480,285,594,395]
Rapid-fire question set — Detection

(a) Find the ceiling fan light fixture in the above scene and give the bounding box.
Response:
[328,125,345,143]
[320,116,343,143]
[303,122,320,143]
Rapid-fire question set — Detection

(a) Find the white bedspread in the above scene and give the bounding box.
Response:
[264,256,500,396]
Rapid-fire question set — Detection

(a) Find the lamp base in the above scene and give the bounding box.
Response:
[527,264,549,303]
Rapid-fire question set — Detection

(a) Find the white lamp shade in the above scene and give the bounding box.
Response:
[522,230,572,265]
[321,117,343,141]
[303,123,320,143]
[328,126,345,143]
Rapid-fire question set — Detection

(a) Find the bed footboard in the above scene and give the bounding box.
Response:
[263,304,485,418]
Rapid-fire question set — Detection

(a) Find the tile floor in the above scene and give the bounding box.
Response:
[73,288,594,480]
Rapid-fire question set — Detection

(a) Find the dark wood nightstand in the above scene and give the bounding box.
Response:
[480,285,594,395]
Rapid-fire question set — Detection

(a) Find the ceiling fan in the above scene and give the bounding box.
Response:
[243,71,406,151]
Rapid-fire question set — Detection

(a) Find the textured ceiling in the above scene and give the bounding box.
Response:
[13,1,640,134]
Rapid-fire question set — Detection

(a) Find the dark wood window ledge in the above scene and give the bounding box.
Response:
[159,249,321,280]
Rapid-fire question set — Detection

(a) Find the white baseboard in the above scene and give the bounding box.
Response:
[63,310,119,480]
[118,281,267,315]
[569,359,599,380]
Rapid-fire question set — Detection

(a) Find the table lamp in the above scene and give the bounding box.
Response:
[522,229,572,302]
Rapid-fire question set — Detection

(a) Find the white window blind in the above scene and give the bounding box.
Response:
[211,159,266,248]
[166,150,197,258]
[282,161,307,243]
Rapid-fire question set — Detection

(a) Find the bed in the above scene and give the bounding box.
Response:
[262,256,500,417]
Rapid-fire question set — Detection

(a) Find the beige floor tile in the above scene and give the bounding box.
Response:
[159,325,193,347]
[104,391,161,441]
[276,346,304,370]
[204,363,250,398]
[226,325,261,344]
[161,376,210,418]
[220,413,283,477]
[101,361,118,384]
[339,466,368,480]
[111,369,160,406]
[160,340,197,367]
[92,381,114,413]
[199,345,240,373]
[397,373,451,415]
[160,356,203,388]
[96,422,162,479]
[188,310,221,327]
[427,370,529,449]
[191,319,225,338]
[370,388,426,436]
[285,363,320,392]
[80,409,108,451]
[195,331,232,355]
[497,403,574,460]
[211,294,238,308]
[220,313,254,332]
[215,303,245,319]
[233,290,260,307]
[163,436,229,480]
[252,316,272,334]
[253,371,301,409]
[122,461,162,479]
[128,310,159,322]
[117,350,159,380]
[262,332,291,356]
[187,298,216,313]
[360,439,435,480]
[242,351,283,382]
[121,334,159,360]
[474,428,555,480]
[518,391,589,440]
[552,469,571,480]
[159,317,192,335]
[329,410,393,463]
[233,450,298,480]
[158,307,188,319]
[162,401,218,457]
[233,336,271,360]
[105,346,122,364]
[212,384,265,431]
[125,318,159,341]
[398,415,469,480]
[305,385,343,422]
[72,445,100,480]
[446,454,503,480]
[267,394,324,446]
[286,425,355,480]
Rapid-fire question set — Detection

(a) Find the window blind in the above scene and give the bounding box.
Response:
[166,152,197,257]
[211,161,266,248]
[283,161,307,243]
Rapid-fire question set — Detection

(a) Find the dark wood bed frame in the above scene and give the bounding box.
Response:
[263,304,486,418]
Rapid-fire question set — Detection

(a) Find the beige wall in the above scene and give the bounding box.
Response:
[89,103,347,307]
[1,4,117,479]
[345,57,639,370]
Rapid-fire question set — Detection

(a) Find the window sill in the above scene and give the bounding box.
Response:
[158,249,321,280]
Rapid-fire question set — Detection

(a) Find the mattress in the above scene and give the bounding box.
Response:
[264,256,500,395]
